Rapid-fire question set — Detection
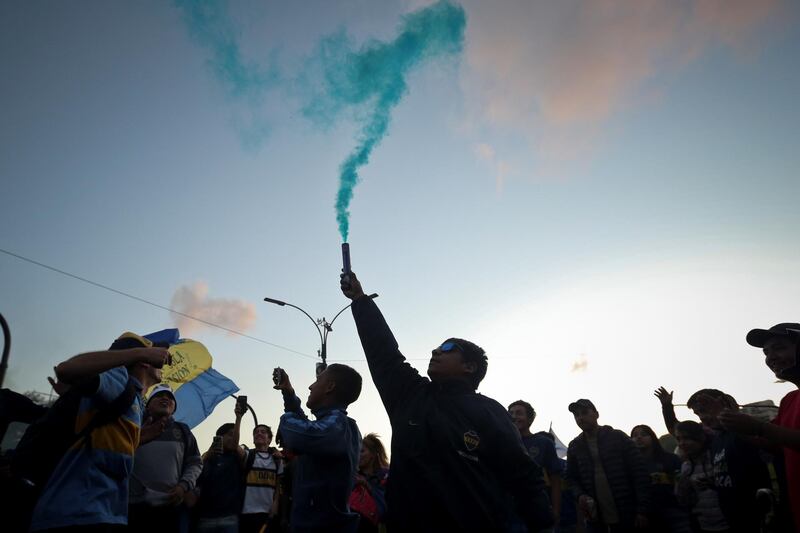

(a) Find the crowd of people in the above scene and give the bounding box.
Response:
[1,271,799,533]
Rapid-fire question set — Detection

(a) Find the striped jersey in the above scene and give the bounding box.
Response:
[30,367,143,531]
[242,450,283,514]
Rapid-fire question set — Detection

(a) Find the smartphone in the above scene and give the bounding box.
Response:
[273,368,285,387]
[237,395,248,409]
[212,435,224,454]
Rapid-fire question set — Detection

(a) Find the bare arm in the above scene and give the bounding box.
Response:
[233,402,245,459]
[55,347,169,384]
[719,410,800,451]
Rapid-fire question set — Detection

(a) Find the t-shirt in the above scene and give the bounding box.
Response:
[773,389,800,528]
[241,450,283,514]
[130,418,202,506]
[709,429,771,532]
[197,451,245,518]
[30,367,143,531]
[643,452,682,509]
[680,457,728,532]
[521,432,562,480]
[587,434,619,525]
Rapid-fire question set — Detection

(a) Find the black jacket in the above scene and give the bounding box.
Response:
[566,426,650,525]
[351,296,552,532]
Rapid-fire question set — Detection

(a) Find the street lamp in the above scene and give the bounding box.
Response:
[263,294,378,374]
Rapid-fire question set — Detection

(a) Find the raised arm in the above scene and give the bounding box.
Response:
[655,386,679,436]
[233,401,246,459]
[273,368,307,419]
[55,347,169,384]
[341,272,426,414]
[719,410,800,451]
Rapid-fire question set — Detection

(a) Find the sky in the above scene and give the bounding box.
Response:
[2,0,799,453]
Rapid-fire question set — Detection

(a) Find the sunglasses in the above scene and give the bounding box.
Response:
[437,341,464,353]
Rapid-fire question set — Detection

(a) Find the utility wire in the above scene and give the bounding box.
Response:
[0,247,317,360]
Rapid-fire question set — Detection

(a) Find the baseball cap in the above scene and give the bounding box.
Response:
[146,384,177,408]
[568,399,597,414]
[746,323,800,348]
[109,331,152,351]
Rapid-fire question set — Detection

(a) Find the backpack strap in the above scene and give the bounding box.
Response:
[175,419,192,449]
[244,448,257,473]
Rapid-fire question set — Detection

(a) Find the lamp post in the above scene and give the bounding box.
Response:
[263,294,378,375]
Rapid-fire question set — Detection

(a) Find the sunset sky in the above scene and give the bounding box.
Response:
[2,0,799,451]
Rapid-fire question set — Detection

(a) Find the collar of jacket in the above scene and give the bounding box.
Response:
[311,404,348,418]
[578,425,615,442]
[432,379,475,394]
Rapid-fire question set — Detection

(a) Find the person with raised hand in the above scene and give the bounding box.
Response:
[128,384,202,533]
[720,323,800,530]
[340,271,552,532]
[274,364,362,533]
[28,332,169,533]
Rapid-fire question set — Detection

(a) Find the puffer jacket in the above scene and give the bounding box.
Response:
[351,295,553,532]
[566,426,650,525]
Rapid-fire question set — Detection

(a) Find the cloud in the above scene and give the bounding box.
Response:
[461,0,784,169]
[570,354,588,373]
[170,281,257,336]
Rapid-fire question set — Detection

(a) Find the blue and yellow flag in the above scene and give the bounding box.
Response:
[144,329,239,428]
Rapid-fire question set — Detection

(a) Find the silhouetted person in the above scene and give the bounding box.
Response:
[565,399,649,532]
[509,399,563,527]
[350,433,389,533]
[719,323,800,530]
[190,415,247,533]
[674,420,728,532]
[341,271,552,532]
[630,424,690,533]
[30,333,169,532]
[129,384,201,533]
[240,424,283,533]
[274,365,362,533]
[689,389,772,532]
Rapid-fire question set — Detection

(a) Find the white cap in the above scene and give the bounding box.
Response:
[146,384,177,409]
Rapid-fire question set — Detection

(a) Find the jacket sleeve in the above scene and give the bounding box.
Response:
[489,405,553,530]
[566,442,589,499]
[282,391,307,418]
[620,431,650,514]
[179,426,203,491]
[278,409,351,456]
[661,403,679,436]
[351,296,427,415]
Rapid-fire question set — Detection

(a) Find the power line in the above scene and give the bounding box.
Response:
[0,247,317,360]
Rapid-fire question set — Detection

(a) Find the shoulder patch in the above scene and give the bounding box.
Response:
[463,430,480,451]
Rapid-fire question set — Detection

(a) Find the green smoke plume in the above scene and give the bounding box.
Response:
[304,1,466,242]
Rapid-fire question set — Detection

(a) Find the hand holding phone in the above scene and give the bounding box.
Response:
[234,395,247,418]
[212,435,224,455]
[272,367,290,391]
